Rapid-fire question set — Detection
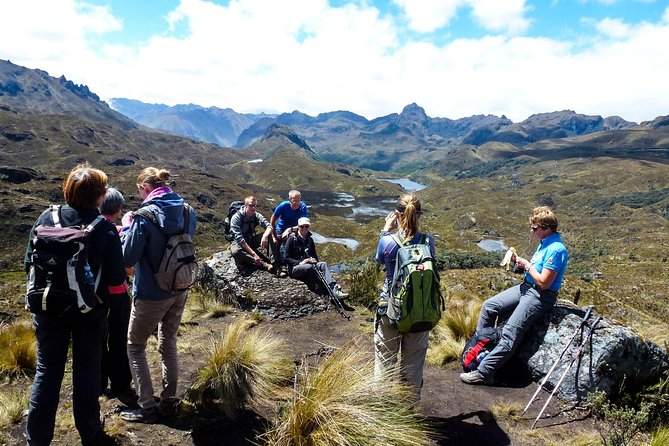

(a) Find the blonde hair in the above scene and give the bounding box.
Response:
[136,167,170,190]
[62,163,108,209]
[397,194,422,238]
[530,206,558,232]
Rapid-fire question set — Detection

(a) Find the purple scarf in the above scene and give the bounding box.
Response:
[142,186,172,204]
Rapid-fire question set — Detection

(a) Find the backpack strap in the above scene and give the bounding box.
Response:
[182,203,191,235]
[134,207,158,224]
[135,203,191,235]
[50,205,62,228]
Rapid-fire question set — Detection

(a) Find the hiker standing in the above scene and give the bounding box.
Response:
[121,167,196,423]
[283,217,348,298]
[270,190,308,272]
[24,164,126,445]
[229,195,281,275]
[460,206,568,385]
[374,194,435,399]
[98,187,137,406]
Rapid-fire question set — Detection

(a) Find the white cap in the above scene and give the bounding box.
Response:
[298,217,311,227]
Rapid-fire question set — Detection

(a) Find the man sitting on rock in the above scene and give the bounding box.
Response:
[283,217,348,299]
[229,196,283,276]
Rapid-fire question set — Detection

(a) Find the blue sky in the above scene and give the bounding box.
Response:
[1,0,668,123]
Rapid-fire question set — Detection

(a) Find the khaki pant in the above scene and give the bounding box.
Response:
[374,313,429,401]
[127,292,187,409]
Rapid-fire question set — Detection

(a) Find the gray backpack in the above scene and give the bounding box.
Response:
[134,203,198,292]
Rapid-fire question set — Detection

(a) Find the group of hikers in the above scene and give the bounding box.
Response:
[22,163,568,445]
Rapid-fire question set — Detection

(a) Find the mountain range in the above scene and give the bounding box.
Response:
[109,95,669,172]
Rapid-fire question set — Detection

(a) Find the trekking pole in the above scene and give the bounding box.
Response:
[531,316,602,429]
[312,263,351,321]
[522,306,593,416]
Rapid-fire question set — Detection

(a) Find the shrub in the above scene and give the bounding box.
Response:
[435,250,501,270]
[186,318,291,418]
[590,391,650,446]
[342,258,382,310]
[0,320,37,377]
[263,341,434,446]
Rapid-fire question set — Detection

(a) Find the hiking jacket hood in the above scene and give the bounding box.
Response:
[123,191,197,300]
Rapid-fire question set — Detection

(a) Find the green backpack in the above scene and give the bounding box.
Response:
[387,233,444,333]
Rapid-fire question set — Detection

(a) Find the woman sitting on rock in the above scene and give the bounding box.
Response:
[283,217,348,299]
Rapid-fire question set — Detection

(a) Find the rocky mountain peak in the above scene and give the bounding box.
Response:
[261,123,314,153]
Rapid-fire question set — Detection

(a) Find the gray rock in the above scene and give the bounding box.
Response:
[199,251,330,320]
[516,303,669,402]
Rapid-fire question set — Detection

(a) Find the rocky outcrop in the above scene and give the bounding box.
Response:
[199,251,330,320]
[516,303,669,402]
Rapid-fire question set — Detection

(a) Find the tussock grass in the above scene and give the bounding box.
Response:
[183,285,234,321]
[426,337,463,366]
[263,341,434,446]
[186,318,291,418]
[651,427,669,446]
[0,320,37,377]
[443,298,482,341]
[491,399,523,422]
[0,386,29,429]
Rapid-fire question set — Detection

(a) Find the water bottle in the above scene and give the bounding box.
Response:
[82,264,95,286]
[476,350,489,363]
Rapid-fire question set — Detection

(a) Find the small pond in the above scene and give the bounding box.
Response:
[476,239,508,252]
[378,178,427,192]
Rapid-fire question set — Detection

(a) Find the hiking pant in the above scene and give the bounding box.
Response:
[101,290,132,395]
[230,233,279,268]
[290,261,336,290]
[26,312,107,445]
[374,313,429,401]
[476,283,557,379]
[127,292,187,410]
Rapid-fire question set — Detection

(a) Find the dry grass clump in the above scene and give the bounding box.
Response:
[491,399,523,422]
[186,318,291,418]
[0,320,36,377]
[0,386,29,429]
[443,298,482,341]
[427,296,481,366]
[183,285,234,321]
[263,342,434,446]
[651,427,669,446]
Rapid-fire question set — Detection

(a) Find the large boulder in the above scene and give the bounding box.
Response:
[198,250,330,320]
[516,303,669,402]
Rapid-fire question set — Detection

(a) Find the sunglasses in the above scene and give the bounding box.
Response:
[530,224,546,232]
[299,225,310,229]
[247,203,257,207]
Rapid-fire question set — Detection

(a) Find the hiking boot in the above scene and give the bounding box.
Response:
[81,428,117,446]
[158,397,179,417]
[120,406,160,424]
[261,262,275,273]
[332,285,349,299]
[460,370,493,385]
[109,388,139,408]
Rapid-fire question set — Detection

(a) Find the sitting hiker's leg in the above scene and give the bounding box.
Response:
[248,233,272,263]
[230,242,256,267]
[476,285,522,334]
[316,262,348,298]
[474,286,554,382]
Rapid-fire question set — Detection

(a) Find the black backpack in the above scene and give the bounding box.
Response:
[223,201,244,242]
[26,205,106,315]
[461,326,502,372]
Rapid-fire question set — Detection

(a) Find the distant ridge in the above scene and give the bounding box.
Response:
[109,97,274,147]
[0,59,136,130]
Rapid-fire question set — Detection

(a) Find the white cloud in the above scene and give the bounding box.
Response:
[468,0,531,35]
[0,0,668,123]
[595,17,632,38]
[392,0,463,33]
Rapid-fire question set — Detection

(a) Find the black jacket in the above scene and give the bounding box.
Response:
[283,231,318,275]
